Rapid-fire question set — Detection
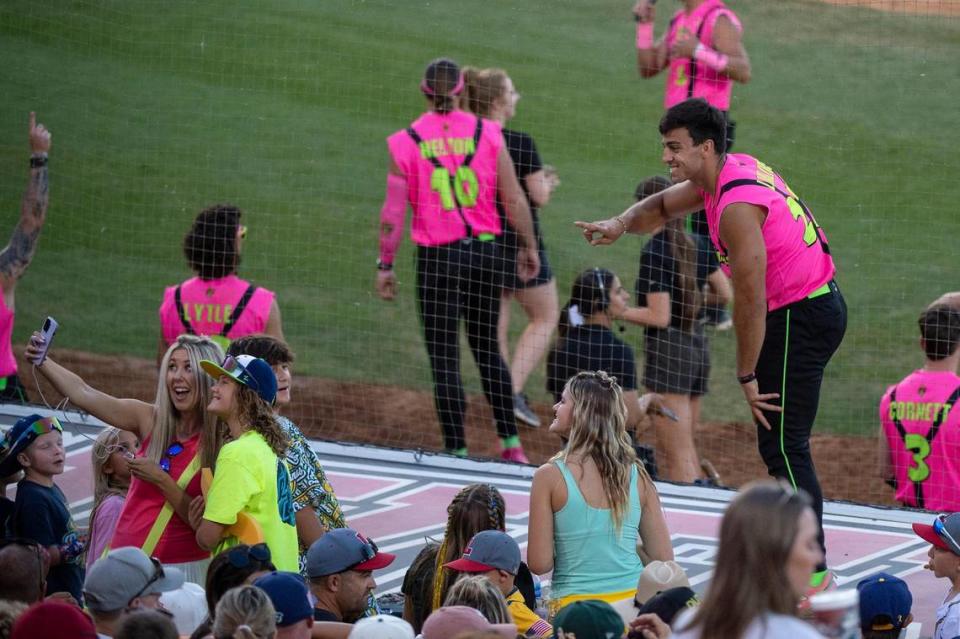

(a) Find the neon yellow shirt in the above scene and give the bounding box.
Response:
[204,430,298,572]
[507,589,553,638]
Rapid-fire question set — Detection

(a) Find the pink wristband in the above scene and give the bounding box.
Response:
[635,22,654,49]
[693,43,728,72]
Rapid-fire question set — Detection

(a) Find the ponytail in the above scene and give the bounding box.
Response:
[557,268,615,339]
[460,67,509,119]
[421,58,463,114]
[663,219,702,332]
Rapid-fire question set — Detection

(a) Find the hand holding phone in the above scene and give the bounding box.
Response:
[28,316,58,366]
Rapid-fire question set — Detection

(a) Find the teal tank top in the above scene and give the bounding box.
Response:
[551,459,643,598]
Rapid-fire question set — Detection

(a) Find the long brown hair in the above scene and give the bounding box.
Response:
[551,371,650,530]
[460,67,509,119]
[234,384,288,456]
[430,484,506,611]
[678,480,813,638]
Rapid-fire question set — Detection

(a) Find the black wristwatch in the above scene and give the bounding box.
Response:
[737,372,757,385]
[30,154,48,168]
[376,260,393,271]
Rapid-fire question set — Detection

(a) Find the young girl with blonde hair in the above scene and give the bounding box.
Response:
[86,427,139,569]
[527,370,673,621]
[444,574,512,625]
[212,585,277,639]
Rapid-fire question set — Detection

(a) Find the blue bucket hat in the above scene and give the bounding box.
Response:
[0,414,64,476]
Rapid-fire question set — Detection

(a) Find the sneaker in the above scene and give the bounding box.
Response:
[700,458,722,486]
[798,569,837,615]
[513,393,541,428]
[501,447,530,464]
[704,306,733,331]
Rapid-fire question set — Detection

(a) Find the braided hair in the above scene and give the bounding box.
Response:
[430,484,506,610]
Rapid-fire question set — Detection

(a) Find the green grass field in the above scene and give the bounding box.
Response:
[0,0,957,436]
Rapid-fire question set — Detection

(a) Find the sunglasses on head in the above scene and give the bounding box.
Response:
[1,417,63,454]
[132,557,165,601]
[227,543,271,569]
[219,356,260,392]
[934,515,960,555]
[159,441,184,473]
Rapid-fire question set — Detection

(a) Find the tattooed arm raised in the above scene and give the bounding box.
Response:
[0,112,52,305]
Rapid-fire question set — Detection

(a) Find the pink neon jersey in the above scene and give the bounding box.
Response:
[664,0,741,110]
[159,274,274,346]
[386,110,503,247]
[700,154,835,311]
[880,369,960,511]
[0,295,17,377]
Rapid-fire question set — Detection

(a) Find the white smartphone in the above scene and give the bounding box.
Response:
[29,316,58,366]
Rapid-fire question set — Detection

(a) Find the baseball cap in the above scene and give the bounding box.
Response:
[200,354,277,405]
[254,571,313,628]
[857,572,912,632]
[160,582,207,634]
[306,528,396,578]
[0,415,63,476]
[11,601,97,639]
[913,513,960,555]
[444,530,521,575]
[636,586,699,626]
[348,615,415,639]
[553,600,624,639]
[421,606,516,639]
[84,547,185,612]
[635,560,690,605]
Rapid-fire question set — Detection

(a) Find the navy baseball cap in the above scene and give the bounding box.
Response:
[636,586,699,626]
[856,572,912,632]
[201,354,277,405]
[0,415,63,476]
[253,571,313,628]
[445,530,521,575]
[306,528,396,578]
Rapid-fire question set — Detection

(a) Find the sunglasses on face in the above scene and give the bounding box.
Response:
[934,515,960,555]
[227,543,271,569]
[159,442,184,473]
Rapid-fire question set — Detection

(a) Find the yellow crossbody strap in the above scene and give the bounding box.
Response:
[140,452,202,557]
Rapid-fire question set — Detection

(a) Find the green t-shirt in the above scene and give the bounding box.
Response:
[204,430,298,572]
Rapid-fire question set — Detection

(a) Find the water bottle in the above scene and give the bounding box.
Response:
[533,575,549,619]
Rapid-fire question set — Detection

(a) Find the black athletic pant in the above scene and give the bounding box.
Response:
[416,239,517,451]
[0,374,26,404]
[755,282,847,572]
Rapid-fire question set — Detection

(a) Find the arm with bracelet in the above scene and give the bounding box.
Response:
[375,158,408,301]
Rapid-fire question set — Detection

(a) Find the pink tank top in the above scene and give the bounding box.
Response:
[664,0,741,110]
[880,369,960,511]
[386,110,503,247]
[700,154,835,311]
[158,274,275,346]
[0,295,16,377]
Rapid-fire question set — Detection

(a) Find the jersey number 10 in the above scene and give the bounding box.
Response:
[430,166,479,211]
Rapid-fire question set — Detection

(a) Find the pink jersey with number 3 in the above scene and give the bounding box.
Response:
[664,0,741,110]
[387,110,503,247]
[880,369,960,511]
[700,154,835,311]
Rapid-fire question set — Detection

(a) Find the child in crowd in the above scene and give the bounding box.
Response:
[856,572,913,639]
[0,414,84,603]
[445,530,552,638]
[226,335,348,573]
[913,513,960,639]
[86,427,139,569]
[212,585,277,639]
[192,354,298,572]
[443,574,513,624]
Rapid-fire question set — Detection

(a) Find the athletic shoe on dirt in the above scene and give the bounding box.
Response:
[700,458,722,486]
[704,306,733,331]
[501,447,530,464]
[798,569,837,615]
[514,393,541,428]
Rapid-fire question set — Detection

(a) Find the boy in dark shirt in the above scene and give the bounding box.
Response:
[0,414,84,603]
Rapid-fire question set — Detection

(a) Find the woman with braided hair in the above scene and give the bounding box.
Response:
[528,371,674,623]
[401,483,533,634]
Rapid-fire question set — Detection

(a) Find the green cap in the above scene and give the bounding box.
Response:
[553,600,624,639]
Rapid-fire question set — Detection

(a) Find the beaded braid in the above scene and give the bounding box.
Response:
[430,483,506,610]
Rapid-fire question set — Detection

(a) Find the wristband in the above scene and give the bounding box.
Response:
[614,216,629,235]
[376,260,393,271]
[693,43,729,72]
[737,372,756,385]
[635,22,654,49]
[30,155,48,168]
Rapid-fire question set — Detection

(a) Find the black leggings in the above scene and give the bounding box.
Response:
[416,240,517,451]
[755,283,847,572]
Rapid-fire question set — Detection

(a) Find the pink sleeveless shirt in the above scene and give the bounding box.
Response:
[880,369,960,511]
[158,274,275,346]
[387,110,503,247]
[0,296,17,377]
[664,0,741,110]
[700,154,835,311]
